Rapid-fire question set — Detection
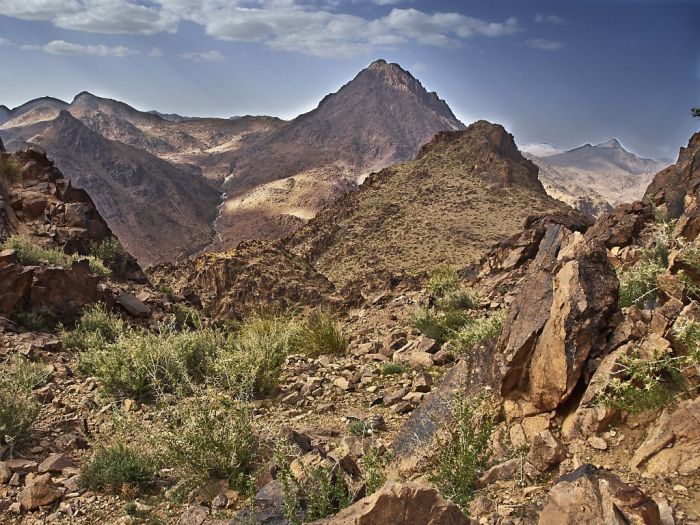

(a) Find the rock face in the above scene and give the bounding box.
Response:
[151,240,340,319]
[498,227,618,412]
[307,482,470,525]
[288,120,570,288]
[538,465,662,525]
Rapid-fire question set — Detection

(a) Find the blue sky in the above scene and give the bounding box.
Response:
[0,0,698,160]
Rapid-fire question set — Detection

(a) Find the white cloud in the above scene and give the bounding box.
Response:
[0,0,178,34]
[23,39,138,57]
[179,50,225,62]
[535,14,566,25]
[525,38,564,51]
[0,0,523,57]
[0,36,11,45]
[148,47,163,57]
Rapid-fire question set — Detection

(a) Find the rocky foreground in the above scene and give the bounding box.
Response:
[0,130,699,525]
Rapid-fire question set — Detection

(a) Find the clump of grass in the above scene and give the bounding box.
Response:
[62,303,125,352]
[429,392,495,510]
[380,362,408,376]
[89,238,131,274]
[158,394,256,496]
[81,442,157,493]
[172,303,202,330]
[435,286,479,311]
[0,356,49,445]
[0,157,22,184]
[428,266,461,298]
[410,307,470,343]
[156,283,174,296]
[450,310,505,354]
[1,236,111,277]
[289,311,348,357]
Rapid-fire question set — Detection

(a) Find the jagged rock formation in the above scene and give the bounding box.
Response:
[288,120,571,288]
[28,111,220,266]
[527,139,667,217]
[150,240,340,319]
[213,59,466,249]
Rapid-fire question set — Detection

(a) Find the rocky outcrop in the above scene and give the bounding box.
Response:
[307,483,470,525]
[538,465,662,525]
[151,240,340,320]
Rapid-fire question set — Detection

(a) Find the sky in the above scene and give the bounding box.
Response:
[0,0,699,160]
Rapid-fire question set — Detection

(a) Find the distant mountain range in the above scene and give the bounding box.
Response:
[522,139,668,217]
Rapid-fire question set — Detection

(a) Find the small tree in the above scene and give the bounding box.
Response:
[693,107,700,118]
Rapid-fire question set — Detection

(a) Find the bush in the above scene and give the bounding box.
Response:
[81,442,156,493]
[0,158,22,183]
[208,315,292,398]
[89,238,131,274]
[361,448,393,495]
[158,395,256,494]
[380,362,407,376]
[13,310,47,332]
[78,326,223,401]
[410,307,470,343]
[290,312,348,357]
[450,310,505,354]
[427,266,461,298]
[618,260,665,308]
[429,393,495,509]
[172,303,202,330]
[0,357,49,445]
[63,303,125,352]
[435,286,479,311]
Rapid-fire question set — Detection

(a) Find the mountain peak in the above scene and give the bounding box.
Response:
[597,138,623,149]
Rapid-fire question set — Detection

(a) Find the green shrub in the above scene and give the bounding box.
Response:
[63,303,125,352]
[361,448,393,495]
[428,266,461,298]
[156,283,174,296]
[380,362,408,376]
[89,238,131,274]
[81,442,156,493]
[0,158,22,183]
[435,286,479,311]
[13,310,47,332]
[208,315,292,397]
[172,303,202,330]
[0,357,49,445]
[78,326,222,400]
[83,255,111,277]
[410,307,470,343]
[290,312,348,357]
[429,393,495,509]
[617,260,665,308]
[450,310,505,354]
[158,395,256,494]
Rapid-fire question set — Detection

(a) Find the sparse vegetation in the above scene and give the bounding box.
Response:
[1,236,111,277]
[450,310,505,354]
[172,303,202,329]
[13,310,47,331]
[81,442,157,493]
[0,157,22,183]
[0,356,49,445]
[290,311,348,357]
[62,303,125,352]
[380,362,408,375]
[429,392,495,510]
[410,307,470,343]
[89,237,131,274]
[428,265,461,298]
[361,448,393,495]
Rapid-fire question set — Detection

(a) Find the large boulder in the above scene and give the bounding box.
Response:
[538,465,662,525]
[498,226,618,412]
[0,249,33,313]
[29,259,100,318]
[307,482,470,525]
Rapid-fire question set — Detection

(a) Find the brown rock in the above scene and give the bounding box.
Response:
[38,453,74,474]
[116,292,150,317]
[0,253,33,314]
[30,260,99,318]
[307,482,470,525]
[19,479,62,511]
[538,464,662,525]
[527,430,566,472]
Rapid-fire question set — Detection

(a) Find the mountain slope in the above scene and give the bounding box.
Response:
[287,120,573,287]
[213,59,466,250]
[28,111,220,265]
[529,139,666,214]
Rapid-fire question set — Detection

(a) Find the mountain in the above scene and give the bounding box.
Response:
[0,105,10,125]
[527,138,667,217]
[28,111,220,265]
[287,120,573,287]
[0,96,69,129]
[212,59,466,250]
